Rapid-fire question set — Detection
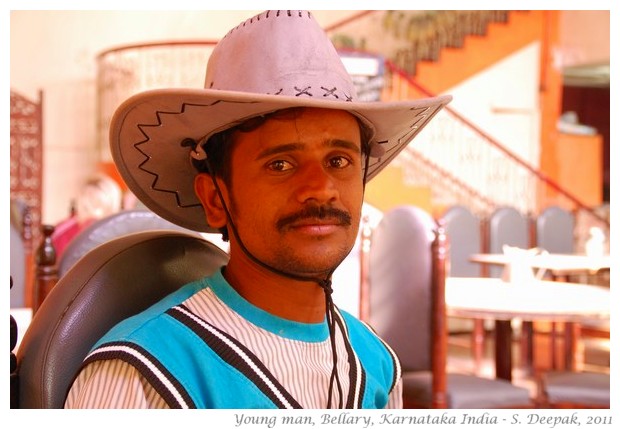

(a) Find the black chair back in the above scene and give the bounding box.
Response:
[15,230,229,408]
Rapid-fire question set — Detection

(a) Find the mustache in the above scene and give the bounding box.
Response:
[276,205,352,230]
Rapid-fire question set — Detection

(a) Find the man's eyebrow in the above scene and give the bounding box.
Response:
[256,139,361,160]
[256,143,305,160]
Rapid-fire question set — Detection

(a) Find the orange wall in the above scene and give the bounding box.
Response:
[415,11,546,95]
[364,165,433,214]
[545,133,603,208]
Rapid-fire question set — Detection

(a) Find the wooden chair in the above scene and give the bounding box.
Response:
[440,205,485,370]
[535,206,575,257]
[485,206,533,375]
[533,206,576,371]
[366,205,532,408]
[534,206,609,406]
[485,206,530,278]
[14,230,229,408]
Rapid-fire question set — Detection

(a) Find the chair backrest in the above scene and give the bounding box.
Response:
[486,207,529,278]
[368,206,442,372]
[10,223,26,308]
[535,206,575,254]
[441,205,482,277]
[58,209,199,277]
[15,230,229,408]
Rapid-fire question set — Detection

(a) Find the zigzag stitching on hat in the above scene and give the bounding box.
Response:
[132,100,239,209]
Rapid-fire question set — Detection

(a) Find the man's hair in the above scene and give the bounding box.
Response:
[192,107,372,240]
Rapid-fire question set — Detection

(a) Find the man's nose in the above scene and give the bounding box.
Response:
[295,162,339,204]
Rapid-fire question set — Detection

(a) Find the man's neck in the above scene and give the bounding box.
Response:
[222,257,328,324]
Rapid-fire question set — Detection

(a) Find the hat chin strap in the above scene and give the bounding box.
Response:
[206,153,371,409]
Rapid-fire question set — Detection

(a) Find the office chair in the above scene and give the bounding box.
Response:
[14,230,229,408]
[57,209,200,278]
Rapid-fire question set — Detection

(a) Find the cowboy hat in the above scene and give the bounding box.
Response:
[110,10,452,232]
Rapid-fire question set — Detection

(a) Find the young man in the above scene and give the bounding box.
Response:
[65,10,450,409]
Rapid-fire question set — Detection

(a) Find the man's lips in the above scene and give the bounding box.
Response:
[286,218,345,235]
[288,217,345,227]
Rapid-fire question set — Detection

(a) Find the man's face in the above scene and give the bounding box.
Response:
[225,107,364,278]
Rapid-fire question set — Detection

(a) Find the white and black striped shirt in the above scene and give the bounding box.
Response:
[66,283,402,409]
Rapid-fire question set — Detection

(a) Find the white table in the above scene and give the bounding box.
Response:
[446,277,610,380]
[469,253,610,277]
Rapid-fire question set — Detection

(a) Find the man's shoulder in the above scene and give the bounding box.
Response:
[338,310,384,344]
[93,277,210,348]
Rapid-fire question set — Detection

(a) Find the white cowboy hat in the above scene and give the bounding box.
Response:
[110,10,452,232]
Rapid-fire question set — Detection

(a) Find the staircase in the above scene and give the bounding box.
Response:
[329,11,608,233]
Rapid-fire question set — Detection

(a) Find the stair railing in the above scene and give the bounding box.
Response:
[384,61,609,228]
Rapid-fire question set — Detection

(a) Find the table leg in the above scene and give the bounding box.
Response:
[564,322,579,371]
[495,320,513,381]
[520,321,534,375]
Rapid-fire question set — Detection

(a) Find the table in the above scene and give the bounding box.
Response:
[445,277,610,381]
[469,253,610,278]
[468,252,610,372]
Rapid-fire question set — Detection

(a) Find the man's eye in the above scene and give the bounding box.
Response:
[328,156,352,169]
[268,159,293,172]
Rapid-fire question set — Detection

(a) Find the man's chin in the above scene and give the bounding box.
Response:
[275,250,352,278]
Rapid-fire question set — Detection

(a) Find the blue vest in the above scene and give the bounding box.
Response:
[85,273,400,409]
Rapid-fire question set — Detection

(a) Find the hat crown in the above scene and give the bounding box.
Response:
[204,10,357,101]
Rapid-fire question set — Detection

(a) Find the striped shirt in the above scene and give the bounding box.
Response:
[65,269,402,409]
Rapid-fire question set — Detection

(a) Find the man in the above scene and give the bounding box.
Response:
[65,10,450,409]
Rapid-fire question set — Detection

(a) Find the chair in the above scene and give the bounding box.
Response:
[534,206,575,369]
[485,206,535,374]
[486,206,529,278]
[57,208,200,278]
[10,223,26,308]
[440,205,486,373]
[538,371,610,408]
[535,207,609,407]
[441,205,483,278]
[13,230,229,408]
[535,206,575,256]
[367,205,531,408]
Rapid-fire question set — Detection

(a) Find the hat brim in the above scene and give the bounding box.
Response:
[110,88,451,232]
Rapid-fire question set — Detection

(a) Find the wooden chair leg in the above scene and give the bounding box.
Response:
[472,318,485,374]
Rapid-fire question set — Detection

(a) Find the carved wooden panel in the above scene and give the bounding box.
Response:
[10,89,43,251]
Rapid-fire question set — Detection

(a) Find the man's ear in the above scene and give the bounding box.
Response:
[194,173,228,229]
